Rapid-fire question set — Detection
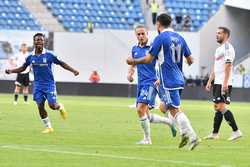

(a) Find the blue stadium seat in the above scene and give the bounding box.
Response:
[165,0,224,31]
[0,0,42,31]
[42,0,145,31]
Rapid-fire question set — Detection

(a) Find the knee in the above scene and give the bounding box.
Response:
[169,107,179,117]
[213,104,218,111]
[137,104,147,117]
[159,102,167,114]
[214,103,225,112]
[23,87,29,92]
[15,87,20,93]
[214,104,221,111]
[137,108,145,116]
[49,104,56,110]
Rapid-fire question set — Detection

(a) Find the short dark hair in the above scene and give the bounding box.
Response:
[33,33,45,40]
[156,13,172,28]
[218,26,230,37]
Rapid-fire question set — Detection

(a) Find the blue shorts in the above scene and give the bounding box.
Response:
[137,84,157,108]
[33,85,57,105]
[159,86,182,108]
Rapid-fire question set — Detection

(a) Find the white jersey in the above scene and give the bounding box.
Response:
[14,52,30,74]
[214,42,235,85]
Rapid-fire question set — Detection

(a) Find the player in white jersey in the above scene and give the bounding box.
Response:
[12,43,30,104]
[204,27,242,141]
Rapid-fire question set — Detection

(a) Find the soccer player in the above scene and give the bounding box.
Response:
[157,30,194,116]
[5,33,79,133]
[204,27,242,141]
[12,43,30,105]
[127,14,199,150]
[127,25,176,145]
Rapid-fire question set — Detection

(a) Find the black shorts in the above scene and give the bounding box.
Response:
[212,84,232,104]
[15,73,30,87]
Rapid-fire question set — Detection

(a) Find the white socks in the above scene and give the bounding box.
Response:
[149,113,173,126]
[140,115,151,140]
[42,117,52,128]
[175,112,197,141]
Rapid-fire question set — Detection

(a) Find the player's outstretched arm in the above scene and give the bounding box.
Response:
[5,66,27,74]
[60,62,79,76]
[126,54,154,66]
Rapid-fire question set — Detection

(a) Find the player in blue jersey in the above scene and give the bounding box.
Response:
[6,33,79,133]
[157,29,194,116]
[127,14,199,150]
[127,25,176,145]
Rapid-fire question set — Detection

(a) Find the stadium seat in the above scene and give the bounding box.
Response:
[0,0,42,31]
[164,0,224,31]
[42,0,145,31]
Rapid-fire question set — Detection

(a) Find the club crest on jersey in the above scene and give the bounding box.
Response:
[43,58,47,63]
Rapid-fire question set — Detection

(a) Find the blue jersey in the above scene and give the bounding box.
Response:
[23,49,64,87]
[132,43,157,86]
[149,30,191,89]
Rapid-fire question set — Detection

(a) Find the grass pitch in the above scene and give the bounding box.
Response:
[0,94,249,167]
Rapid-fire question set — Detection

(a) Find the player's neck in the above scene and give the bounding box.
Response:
[139,40,148,47]
[161,27,174,33]
[35,48,43,55]
[219,40,228,46]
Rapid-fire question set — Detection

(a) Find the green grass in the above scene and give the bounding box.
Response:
[0,94,249,167]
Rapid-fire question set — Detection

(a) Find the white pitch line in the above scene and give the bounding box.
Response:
[1,145,215,167]
[57,145,246,150]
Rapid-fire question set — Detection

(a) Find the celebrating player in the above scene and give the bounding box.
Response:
[127,25,176,145]
[5,33,79,133]
[127,14,199,150]
[204,27,242,141]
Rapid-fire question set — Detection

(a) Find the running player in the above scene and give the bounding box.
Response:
[127,14,199,150]
[127,25,176,145]
[204,27,242,141]
[5,33,79,133]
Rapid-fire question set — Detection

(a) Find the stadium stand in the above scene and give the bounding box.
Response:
[164,0,225,31]
[0,0,225,32]
[41,0,145,32]
[0,0,43,30]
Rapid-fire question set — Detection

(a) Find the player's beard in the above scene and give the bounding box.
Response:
[216,38,223,44]
[35,47,43,54]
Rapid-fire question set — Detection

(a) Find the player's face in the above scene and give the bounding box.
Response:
[216,29,226,44]
[135,28,148,45]
[34,35,45,50]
